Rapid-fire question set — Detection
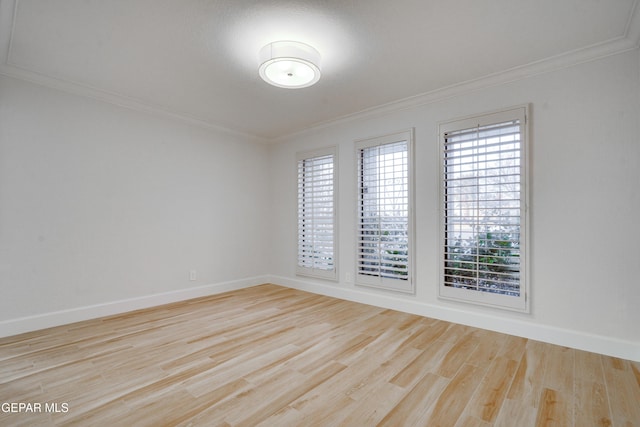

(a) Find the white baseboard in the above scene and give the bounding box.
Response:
[0,275,269,339]
[268,275,640,363]
[3,274,637,362]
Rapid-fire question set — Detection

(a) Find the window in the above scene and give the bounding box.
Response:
[297,147,337,280]
[439,106,529,311]
[356,130,414,293]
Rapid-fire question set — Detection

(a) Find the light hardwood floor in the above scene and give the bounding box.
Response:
[1,284,639,426]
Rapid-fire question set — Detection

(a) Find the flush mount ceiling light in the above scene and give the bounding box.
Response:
[258,41,321,89]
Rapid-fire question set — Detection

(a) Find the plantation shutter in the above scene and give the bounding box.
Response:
[356,131,413,293]
[440,107,528,311]
[297,149,336,279]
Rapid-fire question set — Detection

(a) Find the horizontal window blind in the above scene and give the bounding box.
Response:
[442,111,526,308]
[297,150,336,279]
[357,138,411,288]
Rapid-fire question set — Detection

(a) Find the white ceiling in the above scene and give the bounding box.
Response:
[1,0,639,140]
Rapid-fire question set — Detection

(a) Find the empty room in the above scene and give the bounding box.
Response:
[1,0,639,426]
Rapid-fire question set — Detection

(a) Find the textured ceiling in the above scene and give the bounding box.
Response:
[1,0,639,140]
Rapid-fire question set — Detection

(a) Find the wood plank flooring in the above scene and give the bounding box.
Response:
[1,284,639,426]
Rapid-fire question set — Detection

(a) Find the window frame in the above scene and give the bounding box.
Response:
[355,130,415,294]
[296,146,338,280]
[438,106,529,312]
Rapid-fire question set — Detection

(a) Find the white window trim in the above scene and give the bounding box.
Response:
[438,106,530,312]
[355,130,415,294]
[296,146,338,280]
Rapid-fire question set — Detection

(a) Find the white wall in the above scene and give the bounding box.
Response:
[1,50,638,361]
[0,75,270,327]
[268,50,640,360]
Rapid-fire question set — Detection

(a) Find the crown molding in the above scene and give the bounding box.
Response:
[0,62,269,144]
[276,0,640,142]
[277,29,640,142]
[2,0,639,143]
[0,0,268,143]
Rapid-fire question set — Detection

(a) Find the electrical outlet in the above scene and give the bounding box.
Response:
[345,272,352,282]
[189,270,197,281]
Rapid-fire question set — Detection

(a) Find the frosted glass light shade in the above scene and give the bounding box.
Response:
[259,41,321,89]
